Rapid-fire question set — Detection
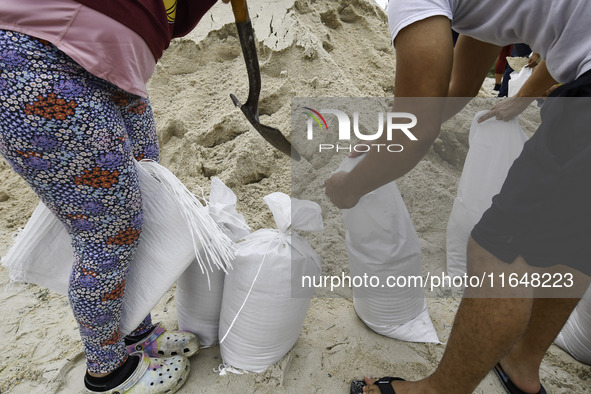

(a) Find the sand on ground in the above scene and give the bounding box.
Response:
[1,1,589,393]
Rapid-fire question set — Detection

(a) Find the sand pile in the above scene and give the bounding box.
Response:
[1,0,589,393]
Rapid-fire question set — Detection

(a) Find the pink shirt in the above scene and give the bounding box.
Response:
[0,0,156,97]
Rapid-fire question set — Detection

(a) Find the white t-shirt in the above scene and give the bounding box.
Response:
[388,0,591,83]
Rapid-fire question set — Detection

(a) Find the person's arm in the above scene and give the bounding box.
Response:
[325,16,454,209]
[441,35,503,121]
[478,60,558,122]
[449,35,503,97]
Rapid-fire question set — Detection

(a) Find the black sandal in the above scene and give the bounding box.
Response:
[493,363,547,394]
[350,376,405,394]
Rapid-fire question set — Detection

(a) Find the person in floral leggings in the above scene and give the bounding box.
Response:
[0,30,197,393]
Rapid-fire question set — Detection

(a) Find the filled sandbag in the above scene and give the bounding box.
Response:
[176,177,250,347]
[339,156,439,343]
[1,160,234,334]
[555,285,591,365]
[446,112,528,278]
[218,192,322,373]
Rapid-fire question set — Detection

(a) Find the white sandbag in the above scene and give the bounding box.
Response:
[446,111,528,278]
[2,203,73,293]
[1,160,234,335]
[508,65,533,97]
[176,177,250,347]
[339,156,439,343]
[555,285,591,365]
[219,192,322,373]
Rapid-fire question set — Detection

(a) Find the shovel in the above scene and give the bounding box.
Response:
[230,0,301,161]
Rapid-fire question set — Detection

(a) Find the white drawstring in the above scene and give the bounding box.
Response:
[218,234,279,344]
[139,160,236,285]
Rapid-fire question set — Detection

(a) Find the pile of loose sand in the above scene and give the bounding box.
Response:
[1,1,589,392]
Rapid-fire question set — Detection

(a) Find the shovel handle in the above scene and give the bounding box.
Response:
[230,0,250,23]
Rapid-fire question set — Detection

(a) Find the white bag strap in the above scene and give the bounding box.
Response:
[138,160,235,276]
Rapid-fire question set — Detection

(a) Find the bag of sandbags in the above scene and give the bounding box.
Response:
[218,192,322,373]
[339,156,439,343]
[446,112,528,278]
[1,160,234,334]
[555,285,591,365]
[176,177,250,347]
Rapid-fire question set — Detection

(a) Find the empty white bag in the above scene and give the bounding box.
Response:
[339,156,439,343]
[1,160,234,334]
[218,192,322,373]
[446,111,528,278]
[176,177,251,347]
[555,285,591,365]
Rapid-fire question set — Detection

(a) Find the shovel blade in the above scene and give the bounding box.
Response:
[255,122,301,161]
[231,93,301,161]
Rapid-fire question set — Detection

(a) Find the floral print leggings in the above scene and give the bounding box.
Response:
[0,30,156,373]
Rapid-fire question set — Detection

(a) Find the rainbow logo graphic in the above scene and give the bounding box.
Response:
[302,107,328,132]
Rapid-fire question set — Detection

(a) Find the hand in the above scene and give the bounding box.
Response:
[526,53,541,68]
[478,96,534,123]
[324,171,361,209]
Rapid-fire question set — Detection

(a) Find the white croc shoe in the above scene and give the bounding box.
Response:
[126,322,200,358]
[85,351,190,394]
